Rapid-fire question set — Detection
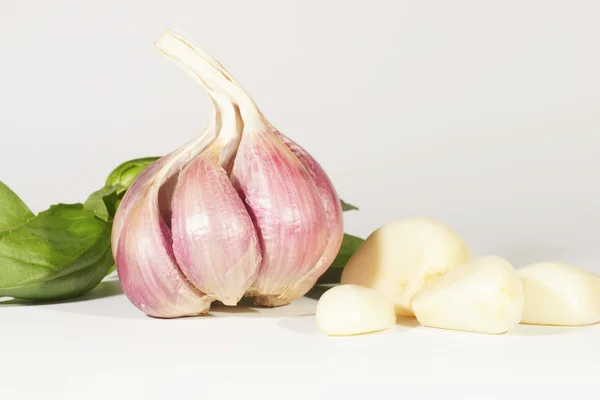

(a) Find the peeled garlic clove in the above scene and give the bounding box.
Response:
[518,262,600,326]
[412,255,524,334]
[172,150,261,306]
[155,30,344,307]
[340,218,470,316]
[316,284,396,336]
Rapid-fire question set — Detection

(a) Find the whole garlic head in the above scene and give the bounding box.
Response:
[111,30,344,318]
[340,218,470,316]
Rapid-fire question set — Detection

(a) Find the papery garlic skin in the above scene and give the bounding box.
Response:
[316,284,396,336]
[171,133,261,305]
[116,190,212,318]
[412,255,524,335]
[340,218,470,316]
[274,132,345,301]
[112,94,219,318]
[231,129,334,306]
[518,262,600,326]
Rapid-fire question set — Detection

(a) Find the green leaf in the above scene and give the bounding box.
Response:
[0,203,114,301]
[340,199,358,212]
[331,233,365,268]
[316,233,365,285]
[83,184,125,222]
[105,157,160,193]
[0,181,34,233]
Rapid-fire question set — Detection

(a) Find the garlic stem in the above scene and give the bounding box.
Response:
[155,30,266,132]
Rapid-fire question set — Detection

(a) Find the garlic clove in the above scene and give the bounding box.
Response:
[273,132,345,299]
[112,65,221,318]
[412,255,524,335]
[316,284,396,336]
[518,262,600,326]
[171,102,261,305]
[340,218,470,316]
[116,191,212,318]
[231,131,333,306]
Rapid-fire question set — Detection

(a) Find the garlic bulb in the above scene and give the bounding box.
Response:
[316,284,396,336]
[112,30,344,318]
[340,218,470,316]
[518,262,600,326]
[412,255,524,335]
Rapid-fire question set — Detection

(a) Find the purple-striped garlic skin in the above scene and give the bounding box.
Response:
[111,157,167,259]
[275,132,344,295]
[116,192,211,318]
[232,128,342,306]
[171,148,261,306]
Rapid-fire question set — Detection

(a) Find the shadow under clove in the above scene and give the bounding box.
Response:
[303,285,333,301]
[396,316,420,328]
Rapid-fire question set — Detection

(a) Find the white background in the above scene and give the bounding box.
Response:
[1,1,599,399]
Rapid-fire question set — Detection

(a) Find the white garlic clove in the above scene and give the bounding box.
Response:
[412,255,524,334]
[316,284,396,336]
[518,262,600,326]
[340,218,470,316]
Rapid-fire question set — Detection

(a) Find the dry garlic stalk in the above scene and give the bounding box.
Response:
[111,30,344,318]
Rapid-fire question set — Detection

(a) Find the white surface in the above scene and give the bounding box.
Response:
[2,279,600,400]
[2,0,600,398]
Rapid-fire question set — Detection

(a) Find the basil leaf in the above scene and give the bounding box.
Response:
[340,199,358,212]
[0,181,34,233]
[0,203,113,301]
[84,184,125,222]
[331,233,364,268]
[105,157,160,193]
[316,233,365,285]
